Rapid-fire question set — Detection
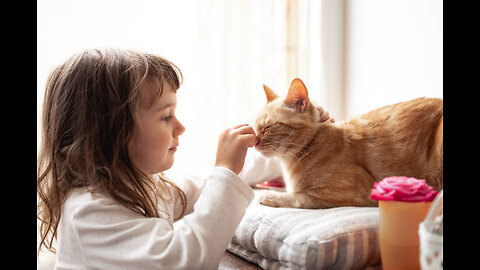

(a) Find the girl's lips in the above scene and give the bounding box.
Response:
[169,146,178,151]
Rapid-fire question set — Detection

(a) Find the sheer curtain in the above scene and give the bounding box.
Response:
[171,0,344,178]
[37,0,340,179]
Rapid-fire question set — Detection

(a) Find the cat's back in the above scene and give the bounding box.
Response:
[346,97,442,138]
[342,97,443,187]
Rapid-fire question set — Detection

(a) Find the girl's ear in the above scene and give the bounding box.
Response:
[263,84,279,103]
[285,78,309,112]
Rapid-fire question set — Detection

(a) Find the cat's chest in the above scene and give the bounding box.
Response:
[281,164,304,193]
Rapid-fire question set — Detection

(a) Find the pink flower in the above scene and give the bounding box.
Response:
[370,176,438,202]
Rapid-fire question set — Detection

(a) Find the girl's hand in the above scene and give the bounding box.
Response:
[215,124,257,175]
[317,106,335,123]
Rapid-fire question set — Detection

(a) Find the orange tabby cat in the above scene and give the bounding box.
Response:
[255,78,443,208]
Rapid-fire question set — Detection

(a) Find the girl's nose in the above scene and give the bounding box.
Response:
[174,119,186,137]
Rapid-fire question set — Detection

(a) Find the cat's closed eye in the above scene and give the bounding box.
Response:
[261,123,276,134]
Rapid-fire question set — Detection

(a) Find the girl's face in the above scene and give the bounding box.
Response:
[129,78,185,174]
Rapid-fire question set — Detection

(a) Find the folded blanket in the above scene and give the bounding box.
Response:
[228,191,381,270]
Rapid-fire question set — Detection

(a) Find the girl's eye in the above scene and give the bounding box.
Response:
[162,115,172,122]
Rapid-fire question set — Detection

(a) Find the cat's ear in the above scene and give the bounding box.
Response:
[285,78,309,112]
[263,84,279,103]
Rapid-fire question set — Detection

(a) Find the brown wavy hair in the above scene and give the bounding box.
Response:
[37,48,187,255]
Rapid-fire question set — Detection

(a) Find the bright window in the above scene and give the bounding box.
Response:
[37,0,442,178]
[37,0,333,177]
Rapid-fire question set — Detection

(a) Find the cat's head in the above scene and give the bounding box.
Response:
[254,78,321,157]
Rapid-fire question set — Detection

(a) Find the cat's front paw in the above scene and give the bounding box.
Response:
[257,190,283,207]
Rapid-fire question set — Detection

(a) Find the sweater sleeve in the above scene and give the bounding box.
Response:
[170,172,207,218]
[70,167,254,270]
[238,148,284,186]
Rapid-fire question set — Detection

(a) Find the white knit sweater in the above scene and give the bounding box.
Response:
[54,167,255,270]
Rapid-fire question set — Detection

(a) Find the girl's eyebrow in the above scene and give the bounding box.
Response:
[154,103,176,112]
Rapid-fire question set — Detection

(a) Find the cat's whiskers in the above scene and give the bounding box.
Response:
[269,144,307,161]
[265,144,299,160]
[279,141,313,148]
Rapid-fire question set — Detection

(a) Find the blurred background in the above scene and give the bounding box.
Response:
[37,0,443,180]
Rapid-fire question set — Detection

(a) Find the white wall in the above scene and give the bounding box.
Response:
[37,0,325,179]
[343,0,443,119]
[37,0,198,155]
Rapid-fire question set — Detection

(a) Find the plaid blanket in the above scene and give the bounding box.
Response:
[228,193,382,270]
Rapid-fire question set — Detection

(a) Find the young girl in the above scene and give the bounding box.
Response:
[37,48,333,269]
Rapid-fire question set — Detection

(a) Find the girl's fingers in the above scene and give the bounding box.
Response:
[317,106,328,122]
[320,111,330,122]
[216,125,258,174]
[317,106,335,123]
[235,125,256,135]
[241,134,257,147]
[231,123,250,129]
